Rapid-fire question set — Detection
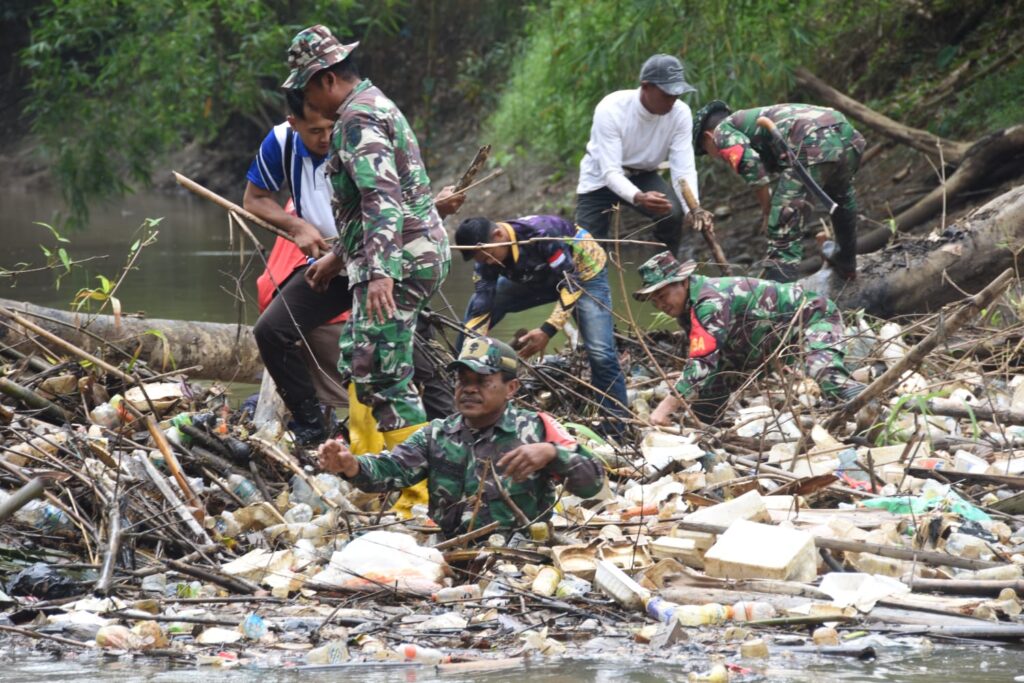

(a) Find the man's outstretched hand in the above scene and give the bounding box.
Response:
[515,328,550,359]
[318,439,359,477]
[496,443,557,482]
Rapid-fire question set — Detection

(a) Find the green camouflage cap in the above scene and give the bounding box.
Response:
[282,25,359,89]
[692,100,731,156]
[633,251,697,301]
[447,336,519,376]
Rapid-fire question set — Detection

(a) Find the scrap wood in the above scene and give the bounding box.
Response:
[904,467,1024,490]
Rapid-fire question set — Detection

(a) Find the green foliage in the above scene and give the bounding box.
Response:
[21,0,405,226]
[487,0,899,165]
[33,221,73,289]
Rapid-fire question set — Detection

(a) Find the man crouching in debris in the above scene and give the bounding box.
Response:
[633,252,866,426]
[318,336,605,537]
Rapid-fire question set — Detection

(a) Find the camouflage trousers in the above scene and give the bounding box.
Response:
[339,236,450,432]
[767,124,866,269]
[794,294,855,399]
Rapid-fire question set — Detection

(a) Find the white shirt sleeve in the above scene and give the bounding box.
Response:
[590,103,641,204]
[668,107,699,214]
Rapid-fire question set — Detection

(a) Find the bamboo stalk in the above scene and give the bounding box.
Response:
[173,171,296,243]
[0,376,71,423]
[0,477,47,523]
[163,558,259,595]
[95,501,122,596]
[133,451,212,544]
[146,415,204,523]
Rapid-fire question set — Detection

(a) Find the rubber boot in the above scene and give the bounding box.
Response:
[347,383,384,455]
[289,397,327,448]
[383,423,429,519]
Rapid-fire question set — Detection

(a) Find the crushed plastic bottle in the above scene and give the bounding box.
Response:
[306,639,349,664]
[240,613,267,640]
[6,498,75,533]
[395,643,450,664]
[433,585,482,603]
[555,574,592,599]
[227,474,264,505]
[284,503,313,524]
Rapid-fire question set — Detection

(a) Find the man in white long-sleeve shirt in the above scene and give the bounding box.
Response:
[575,54,712,257]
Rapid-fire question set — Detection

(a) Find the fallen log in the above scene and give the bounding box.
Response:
[0,297,262,383]
[805,185,1024,316]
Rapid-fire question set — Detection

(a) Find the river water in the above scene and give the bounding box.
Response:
[2,189,1024,681]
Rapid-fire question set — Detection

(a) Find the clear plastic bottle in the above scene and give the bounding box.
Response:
[7,498,75,533]
[89,402,121,428]
[227,474,263,505]
[675,603,728,626]
[284,503,313,524]
[532,566,562,597]
[306,639,349,664]
[555,574,592,599]
[730,600,776,622]
[240,614,267,640]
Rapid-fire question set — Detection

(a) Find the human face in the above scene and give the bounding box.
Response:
[470,227,511,266]
[649,281,689,318]
[639,82,677,116]
[701,132,720,159]
[455,368,518,428]
[288,104,334,158]
[302,73,342,121]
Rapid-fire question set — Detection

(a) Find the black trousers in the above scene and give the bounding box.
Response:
[253,267,453,421]
[574,170,685,256]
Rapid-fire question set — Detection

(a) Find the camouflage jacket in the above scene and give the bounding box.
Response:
[674,275,830,398]
[348,402,605,537]
[327,79,448,285]
[465,215,607,337]
[712,104,863,186]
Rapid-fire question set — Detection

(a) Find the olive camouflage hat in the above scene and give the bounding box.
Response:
[282,25,359,89]
[446,336,519,377]
[692,100,731,156]
[632,251,697,301]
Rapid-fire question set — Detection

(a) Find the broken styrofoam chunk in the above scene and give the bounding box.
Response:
[878,322,908,364]
[955,450,990,473]
[623,475,686,505]
[650,537,705,569]
[640,431,704,471]
[818,572,909,612]
[704,520,817,583]
[675,490,771,555]
[594,559,650,609]
[196,627,244,645]
[734,407,801,441]
[221,549,293,585]
[124,382,186,413]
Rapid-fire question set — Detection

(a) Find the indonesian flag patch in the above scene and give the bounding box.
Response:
[539,412,577,447]
[720,143,745,172]
[688,309,717,358]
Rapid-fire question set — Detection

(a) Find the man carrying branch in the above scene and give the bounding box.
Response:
[692,101,866,282]
[633,252,865,426]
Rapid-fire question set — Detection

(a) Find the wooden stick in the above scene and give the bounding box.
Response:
[432,521,501,550]
[825,268,1015,431]
[0,305,136,385]
[448,168,503,198]
[173,171,296,242]
[0,377,70,423]
[448,235,667,251]
[453,145,492,192]
[679,179,732,275]
[133,451,212,544]
[146,415,205,523]
[0,476,47,524]
[908,397,1024,427]
[95,500,122,596]
[163,558,258,595]
[0,624,92,649]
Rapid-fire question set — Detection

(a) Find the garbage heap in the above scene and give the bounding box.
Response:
[0,309,1023,679]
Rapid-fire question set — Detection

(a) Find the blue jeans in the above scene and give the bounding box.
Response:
[466,269,629,418]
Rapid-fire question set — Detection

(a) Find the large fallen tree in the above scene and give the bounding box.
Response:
[0,299,263,383]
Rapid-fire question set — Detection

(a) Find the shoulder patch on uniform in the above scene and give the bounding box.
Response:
[688,309,717,358]
[539,412,576,447]
[719,143,745,172]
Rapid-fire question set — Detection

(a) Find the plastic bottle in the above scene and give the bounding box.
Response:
[395,643,450,665]
[240,614,267,640]
[555,574,592,599]
[306,639,349,664]
[89,402,121,428]
[227,474,264,505]
[532,566,562,597]
[12,499,75,533]
[433,585,482,603]
[284,503,313,524]
[646,596,679,624]
[729,600,777,622]
[674,603,728,627]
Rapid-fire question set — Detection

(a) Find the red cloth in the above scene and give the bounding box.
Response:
[255,199,348,324]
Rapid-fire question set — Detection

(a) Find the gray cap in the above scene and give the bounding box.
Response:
[639,54,696,97]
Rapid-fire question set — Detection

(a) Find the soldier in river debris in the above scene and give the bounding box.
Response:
[633,251,866,426]
[318,337,605,538]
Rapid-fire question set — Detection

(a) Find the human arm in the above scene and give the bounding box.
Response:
[318,427,431,491]
[588,103,644,205]
[674,303,729,400]
[243,182,329,257]
[497,413,605,498]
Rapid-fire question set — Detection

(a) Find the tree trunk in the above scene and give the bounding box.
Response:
[0,298,262,383]
[801,184,1024,316]
[793,67,970,164]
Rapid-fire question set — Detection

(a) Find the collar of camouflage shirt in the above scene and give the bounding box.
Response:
[334,78,373,118]
[444,402,520,437]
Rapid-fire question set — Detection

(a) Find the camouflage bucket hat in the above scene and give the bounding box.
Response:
[447,336,519,377]
[282,25,359,89]
[633,251,697,301]
[692,100,731,156]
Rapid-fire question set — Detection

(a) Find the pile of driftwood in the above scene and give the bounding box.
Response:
[0,259,1023,677]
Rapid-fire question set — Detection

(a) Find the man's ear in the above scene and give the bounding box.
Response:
[505,378,521,399]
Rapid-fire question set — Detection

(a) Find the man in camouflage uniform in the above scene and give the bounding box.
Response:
[692,101,866,281]
[285,25,451,452]
[318,337,606,537]
[633,252,865,425]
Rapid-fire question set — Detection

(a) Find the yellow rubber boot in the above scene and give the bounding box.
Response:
[347,383,384,455]
[383,423,429,519]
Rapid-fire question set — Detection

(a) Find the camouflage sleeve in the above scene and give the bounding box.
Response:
[536,412,605,498]
[464,264,498,333]
[348,425,430,491]
[713,121,769,187]
[342,109,405,282]
[674,302,729,399]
